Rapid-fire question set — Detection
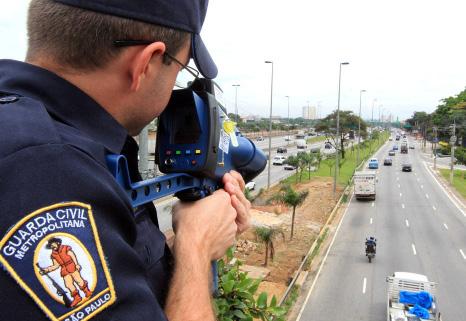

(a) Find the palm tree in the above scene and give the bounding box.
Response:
[255,226,285,266]
[285,155,300,183]
[278,186,309,240]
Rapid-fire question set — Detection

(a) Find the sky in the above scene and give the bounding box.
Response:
[1,0,465,121]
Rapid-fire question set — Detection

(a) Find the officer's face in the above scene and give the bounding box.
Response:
[50,243,59,250]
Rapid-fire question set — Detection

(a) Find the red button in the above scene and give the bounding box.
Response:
[165,150,172,155]
[191,160,197,165]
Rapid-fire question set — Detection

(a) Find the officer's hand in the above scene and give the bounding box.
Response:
[172,190,237,260]
[223,171,251,234]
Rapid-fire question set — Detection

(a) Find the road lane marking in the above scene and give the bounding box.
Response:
[412,244,417,255]
[402,204,405,209]
[372,202,375,207]
[295,193,354,321]
[400,193,402,197]
[396,177,399,181]
[433,206,437,211]
[421,185,424,189]
[415,172,417,176]
[370,218,373,225]
[417,178,420,182]
[363,278,367,294]
[398,184,401,188]
[426,194,429,199]
[423,162,466,217]
[405,219,410,227]
[443,223,448,230]
[460,249,466,260]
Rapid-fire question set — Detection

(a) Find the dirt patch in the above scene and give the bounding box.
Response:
[236,177,343,287]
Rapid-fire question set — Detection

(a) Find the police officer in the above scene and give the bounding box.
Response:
[0,1,251,320]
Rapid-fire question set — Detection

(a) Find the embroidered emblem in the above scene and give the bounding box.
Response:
[0,202,116,321]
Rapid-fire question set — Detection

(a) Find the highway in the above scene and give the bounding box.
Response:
[296,137,466,321]
[155,135,333,231]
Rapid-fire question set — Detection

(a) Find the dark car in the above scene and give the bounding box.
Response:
[277,147,287,153]
[324,142,332,149]
[384,158,393,166]
[402,163,412,172]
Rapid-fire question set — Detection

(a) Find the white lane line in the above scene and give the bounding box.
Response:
[423,162,466,217]
[433,206,437,211]
[405,219,410,227]
[426,194,429,199]
[370,218,373,225]
[415,172,417,176]
[412,244,417,255]
[372,202,375,208]
[402,204,405,209]
[443,223,449,230]
[396,177,399,181]
[295,194,354,320]
[362,278,367,294]
[421,185,424,189]
[398,184,401,188]
[460,249,466,260]
[400,193,402,197]
[417,178,420,182]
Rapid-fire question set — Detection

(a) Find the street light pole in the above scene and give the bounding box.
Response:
[333,62,350,198]
[232,84,240,123]
[357,89,366,167]
[265,61,274,189]
[285,95,290,145]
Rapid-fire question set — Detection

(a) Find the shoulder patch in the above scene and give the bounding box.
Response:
[0,202,116,321]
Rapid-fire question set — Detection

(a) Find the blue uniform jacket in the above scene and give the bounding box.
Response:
[0,60,172,321]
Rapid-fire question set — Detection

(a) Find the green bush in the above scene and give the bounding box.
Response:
[214,248,286,321]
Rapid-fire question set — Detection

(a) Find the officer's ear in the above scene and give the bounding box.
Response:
[129,42,166,92]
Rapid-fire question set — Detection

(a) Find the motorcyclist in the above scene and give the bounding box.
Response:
[365,237,377,254]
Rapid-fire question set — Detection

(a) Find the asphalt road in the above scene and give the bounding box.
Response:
[297,137,466,321]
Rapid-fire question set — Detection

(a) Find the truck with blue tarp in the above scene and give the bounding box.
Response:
[386,272,441,321]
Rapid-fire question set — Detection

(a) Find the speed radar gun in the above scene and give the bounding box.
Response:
[106,78,267,292]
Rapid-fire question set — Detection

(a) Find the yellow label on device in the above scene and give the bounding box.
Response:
[223,120,238,147]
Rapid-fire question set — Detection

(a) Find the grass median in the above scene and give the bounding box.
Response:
[283,133,390,186]
[439,169,466,198]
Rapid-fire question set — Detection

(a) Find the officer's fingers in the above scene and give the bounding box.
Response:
[230,171,246,191]
[231,195,250,233]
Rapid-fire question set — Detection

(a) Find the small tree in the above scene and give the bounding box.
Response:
[278,186,309,240]
[323,156,336,175]
[285,155,300,182]
[255,226,285,266]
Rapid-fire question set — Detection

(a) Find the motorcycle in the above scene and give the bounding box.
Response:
[365,237,377,263]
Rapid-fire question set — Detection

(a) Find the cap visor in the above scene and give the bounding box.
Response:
[192,34,218,79]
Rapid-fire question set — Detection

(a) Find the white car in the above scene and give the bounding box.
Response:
[272,155,287,165]
[245,181,256,191]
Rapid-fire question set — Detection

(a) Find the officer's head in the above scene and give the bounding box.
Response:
[46,237,62,250]
[26,0,217,135]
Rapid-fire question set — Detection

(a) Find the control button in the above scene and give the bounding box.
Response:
[164,158,175,166]
[185,150,191,155]
[175,150,181,155]
[0,96,19,104]
[195,149,201,155]
[191,160,197,166]
[165,150,172,156]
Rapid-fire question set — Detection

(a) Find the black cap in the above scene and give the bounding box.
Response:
[54,0,218,79]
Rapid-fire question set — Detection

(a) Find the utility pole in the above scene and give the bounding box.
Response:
[265,61,274,189]
[433,126,437,170]
[357,89,366,167]
[450,121,456,185]
[333,62,349,198]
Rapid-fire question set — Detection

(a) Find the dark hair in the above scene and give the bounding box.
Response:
[46,237,62,249]
[26,0,190,71]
